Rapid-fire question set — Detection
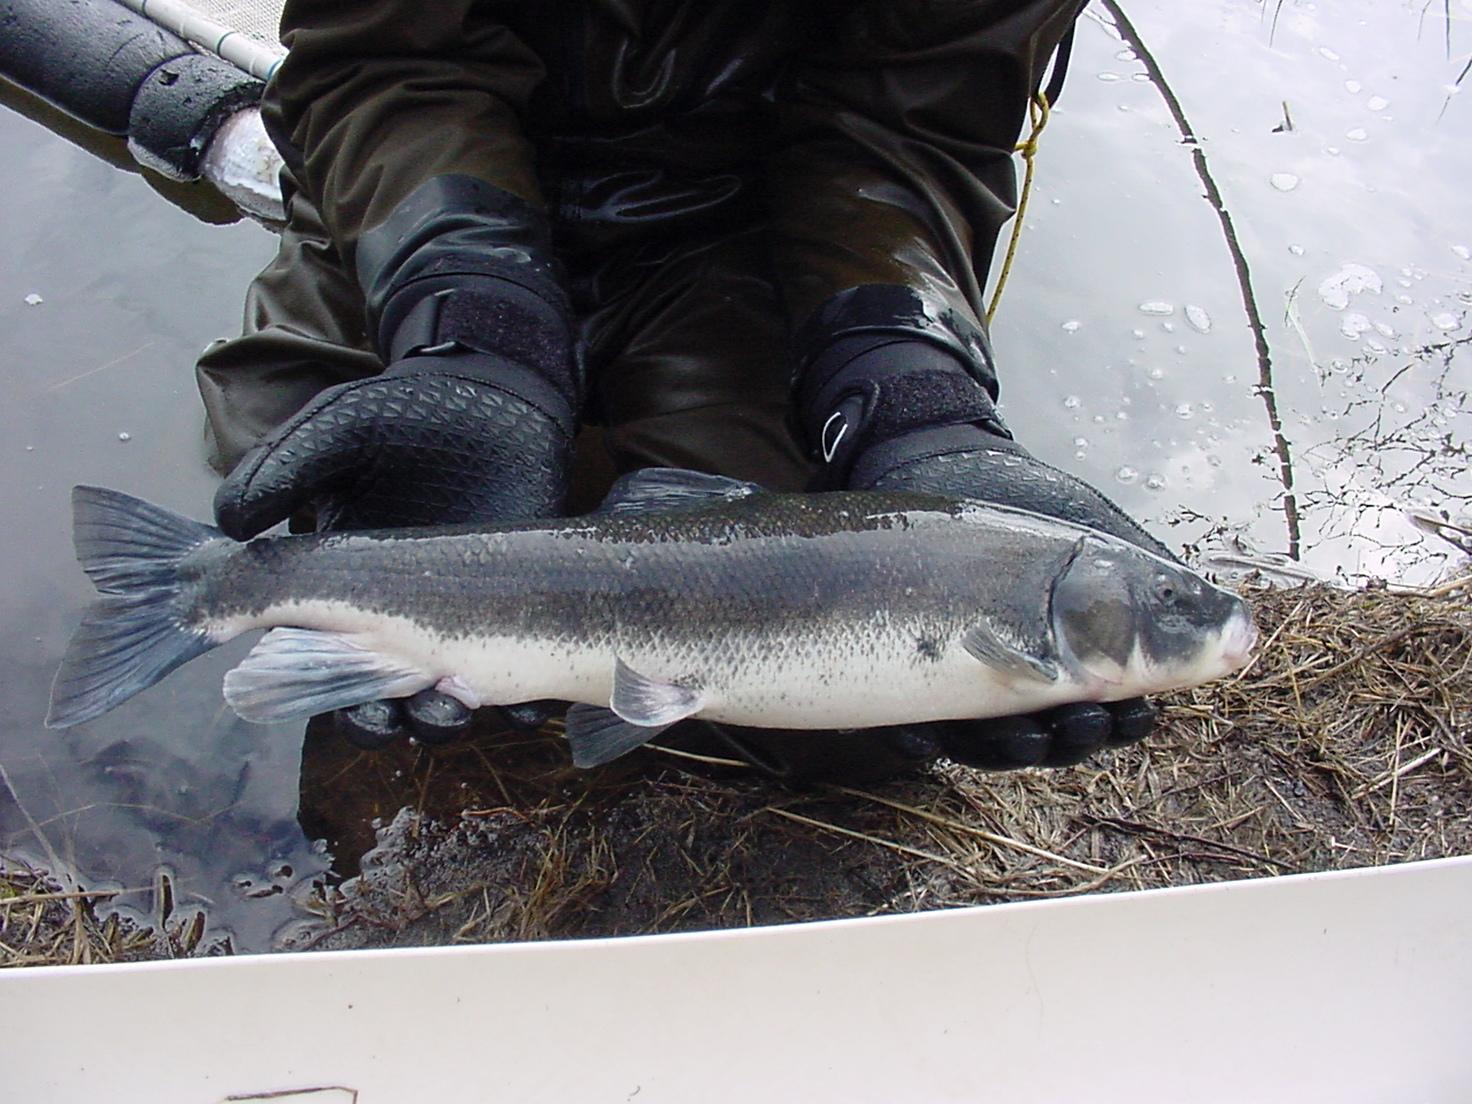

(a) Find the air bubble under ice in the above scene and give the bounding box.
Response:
[1317,263,1382,310]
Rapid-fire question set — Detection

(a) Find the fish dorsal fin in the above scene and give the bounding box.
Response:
[961,622,1060,684]
[564,659,706,768]
[598,467,765,515]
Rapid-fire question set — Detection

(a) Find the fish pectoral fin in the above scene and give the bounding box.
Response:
[564,704,676,768]
[598,467,765,515]
[223,628,435,722]
[1075,654,1128,688]
[961,623,1060,684]
[611,658,706,726]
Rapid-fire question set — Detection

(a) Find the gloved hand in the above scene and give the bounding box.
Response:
[816,335,1173,774]
[850,436,1170,769]
[212,174,583,748]
[659,331,1166,785]
[214,348,575,747]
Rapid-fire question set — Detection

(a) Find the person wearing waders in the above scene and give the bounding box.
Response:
[199,0,1168,781]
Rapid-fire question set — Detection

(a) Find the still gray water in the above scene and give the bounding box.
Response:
[1,0,1467,953]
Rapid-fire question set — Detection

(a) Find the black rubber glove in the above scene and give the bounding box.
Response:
[659,332,1170,784]
[817,336,1173,772]
[678,699,1157,783]
[214,175,582,748]
[214,349,575,747]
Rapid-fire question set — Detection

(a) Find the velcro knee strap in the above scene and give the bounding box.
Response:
[384,278,578,406]
[798,337,1011,477]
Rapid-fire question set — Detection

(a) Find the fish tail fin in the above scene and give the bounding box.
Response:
[46,487,221,729]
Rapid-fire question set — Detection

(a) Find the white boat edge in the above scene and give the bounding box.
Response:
[4,856,1471,1103]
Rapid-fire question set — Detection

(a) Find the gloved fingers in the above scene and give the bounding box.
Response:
[336,690,480,749]
[859,426,1176,562]
[214,379,380,539]
[684,722,936,785]
[877,725,944,764]
[404,689,473,745]
[1040,702,1113,767]
[336,698,408,750]
[935,715,1051,770]
[1103,697,1157,747]
[497,699,561,732]
[937,699,1152,772]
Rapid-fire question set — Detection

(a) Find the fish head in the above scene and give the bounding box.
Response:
[1049,535,1258,696]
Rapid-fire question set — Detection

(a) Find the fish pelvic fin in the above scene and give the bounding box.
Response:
[611,657,705,725]
[47,487,222,729]
[223,628,436,723]
[961,622,1061,684]
[565,659,706,768]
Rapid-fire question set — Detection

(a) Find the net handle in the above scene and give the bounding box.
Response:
[117,0,284,80]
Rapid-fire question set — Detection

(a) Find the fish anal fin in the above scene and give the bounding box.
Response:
[565,704,674,768]
[961,623,1060,684]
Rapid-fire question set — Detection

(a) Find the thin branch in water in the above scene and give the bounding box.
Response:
[1268,0,1287,47]
[1441,54,1471,119]
[1100,0,1302,558]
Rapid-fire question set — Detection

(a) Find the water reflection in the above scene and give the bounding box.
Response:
[1,0,1468,953]
[999,0,1470,586]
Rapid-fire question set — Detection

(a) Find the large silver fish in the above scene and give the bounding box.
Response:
[47,468,1257,766]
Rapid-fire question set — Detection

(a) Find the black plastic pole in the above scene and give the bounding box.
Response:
[0,0,262,179]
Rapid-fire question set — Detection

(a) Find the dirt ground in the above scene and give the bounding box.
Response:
[4,578,1470,964]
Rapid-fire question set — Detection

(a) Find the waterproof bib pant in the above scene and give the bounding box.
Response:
[197,0,1087,493]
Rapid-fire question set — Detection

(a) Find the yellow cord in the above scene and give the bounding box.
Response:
[985,90,1051,325]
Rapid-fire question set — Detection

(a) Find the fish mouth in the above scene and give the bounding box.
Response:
[1220,610,1260,670]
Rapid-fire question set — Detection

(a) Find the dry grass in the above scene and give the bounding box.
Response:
[0,862,213,966]
[6,576,1469,963]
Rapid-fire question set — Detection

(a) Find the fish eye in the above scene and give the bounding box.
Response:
[1152,575,1179,605]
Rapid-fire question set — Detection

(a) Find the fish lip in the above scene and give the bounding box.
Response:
[1221,610,1260,669]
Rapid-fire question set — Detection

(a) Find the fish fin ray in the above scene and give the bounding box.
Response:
[611,657,705,725]
[961,623,1060,683]
[598,467,765,515]
[564,703,674,768]
[223,628,434,722]
[48,596,213,728]
[71,485,219,593]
